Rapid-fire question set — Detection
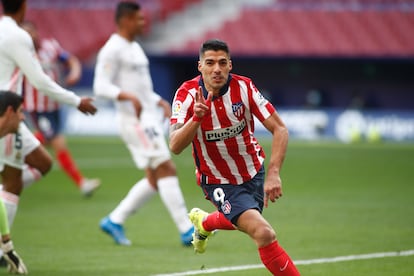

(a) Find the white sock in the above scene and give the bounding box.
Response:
[0,191,19,229]
[109,178,156,224]
[22,165,42,188]
[157,176,192,233]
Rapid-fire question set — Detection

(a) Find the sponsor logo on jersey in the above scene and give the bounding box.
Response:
[205,119,246,142]
[232,102,244,118]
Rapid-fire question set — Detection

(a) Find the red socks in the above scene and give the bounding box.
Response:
[202,211,236,231]
[259,241,300,275]
[201,211,300,275]
[56,149,83,187]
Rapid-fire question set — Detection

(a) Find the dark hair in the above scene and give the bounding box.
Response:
[115,1,141,24]
[199,39,230,58]
[0,91,23,116]
[1,0,25,14]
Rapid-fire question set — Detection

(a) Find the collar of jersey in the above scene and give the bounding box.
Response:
[199,74,232,101]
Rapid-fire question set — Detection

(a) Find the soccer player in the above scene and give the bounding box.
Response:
[93,1,193,246]
[21,21,100,196]
[0,91,29,274]
[0,92,24,138]
[0,0,97,234]
[169,39,301,275]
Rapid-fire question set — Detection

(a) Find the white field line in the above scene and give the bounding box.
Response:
[153,249,414,276]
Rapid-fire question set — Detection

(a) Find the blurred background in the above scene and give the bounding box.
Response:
[23,0,414,142]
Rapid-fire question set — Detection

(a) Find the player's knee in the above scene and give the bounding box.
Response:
[167,163,177,175]
[254,225,276,246]
[157,160,177,176]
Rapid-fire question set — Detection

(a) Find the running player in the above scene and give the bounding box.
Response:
[21,21,100,196]
[0,91,30,274]
[93,1,193,246]
[0,0,97,234]
[170,39,300,275]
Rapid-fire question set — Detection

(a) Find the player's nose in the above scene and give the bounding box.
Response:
[212,62,221,71]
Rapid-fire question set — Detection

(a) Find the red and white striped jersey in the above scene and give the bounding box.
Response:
[24,38,70,112]
[171,74,275,185]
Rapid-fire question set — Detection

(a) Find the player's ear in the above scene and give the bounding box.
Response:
[229,60,232,71]
[5,106,14,116]
[197,60,202,72]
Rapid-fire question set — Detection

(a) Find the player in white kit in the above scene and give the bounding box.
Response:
[94,1,194,246]
[0,91,28,274]
[0,0,97,234]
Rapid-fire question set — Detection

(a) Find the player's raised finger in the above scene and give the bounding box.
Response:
[264,193,269,208]
[196,86,205,104]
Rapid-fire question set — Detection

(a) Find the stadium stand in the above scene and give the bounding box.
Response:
[15,0,414,59]
[24,0,201,61]
[169,0,414,57]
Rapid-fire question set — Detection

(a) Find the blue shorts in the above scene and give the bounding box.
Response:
[28,110,62,140]
[201,166,265,226]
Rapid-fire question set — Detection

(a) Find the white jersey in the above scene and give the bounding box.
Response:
[93,33,169,169]
[0,16,80,107]
[93,33,161,123]
[0,16,79,171]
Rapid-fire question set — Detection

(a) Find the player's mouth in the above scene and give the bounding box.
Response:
[212,76,223,83]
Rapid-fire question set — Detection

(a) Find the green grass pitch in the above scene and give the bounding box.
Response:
[9,137,414,275]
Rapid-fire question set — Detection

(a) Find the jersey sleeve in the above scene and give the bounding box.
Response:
[170,85,194,125]
[93,47,122,100]
[248,80,275,122]
[9,32,80,107]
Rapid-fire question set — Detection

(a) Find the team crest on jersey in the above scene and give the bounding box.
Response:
[15,152,22,161]
[232,102,244,118]
[221,200,232,214]
[172,101,182,117]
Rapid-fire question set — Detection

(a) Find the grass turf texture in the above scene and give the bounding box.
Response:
[9,137,414,275]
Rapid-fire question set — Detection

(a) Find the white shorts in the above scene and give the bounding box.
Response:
[0,122,40,171]
[120,118,171,170]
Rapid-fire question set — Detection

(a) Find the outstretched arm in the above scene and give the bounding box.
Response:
[10,35,96,114]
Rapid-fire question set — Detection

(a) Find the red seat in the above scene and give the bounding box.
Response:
[178,8,414,57]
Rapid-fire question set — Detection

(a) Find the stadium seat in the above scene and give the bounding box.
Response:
[23,0,414,59]
[178,5,414,57]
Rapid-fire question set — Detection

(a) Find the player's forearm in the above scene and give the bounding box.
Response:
[93,77,121,100]
[117,92,143,110]
[93,58,121,100]
[66,56,82,85]
[157,98,169,108]
[268,123,289,175]
[169,119,199,154]
[28,74,81,107]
